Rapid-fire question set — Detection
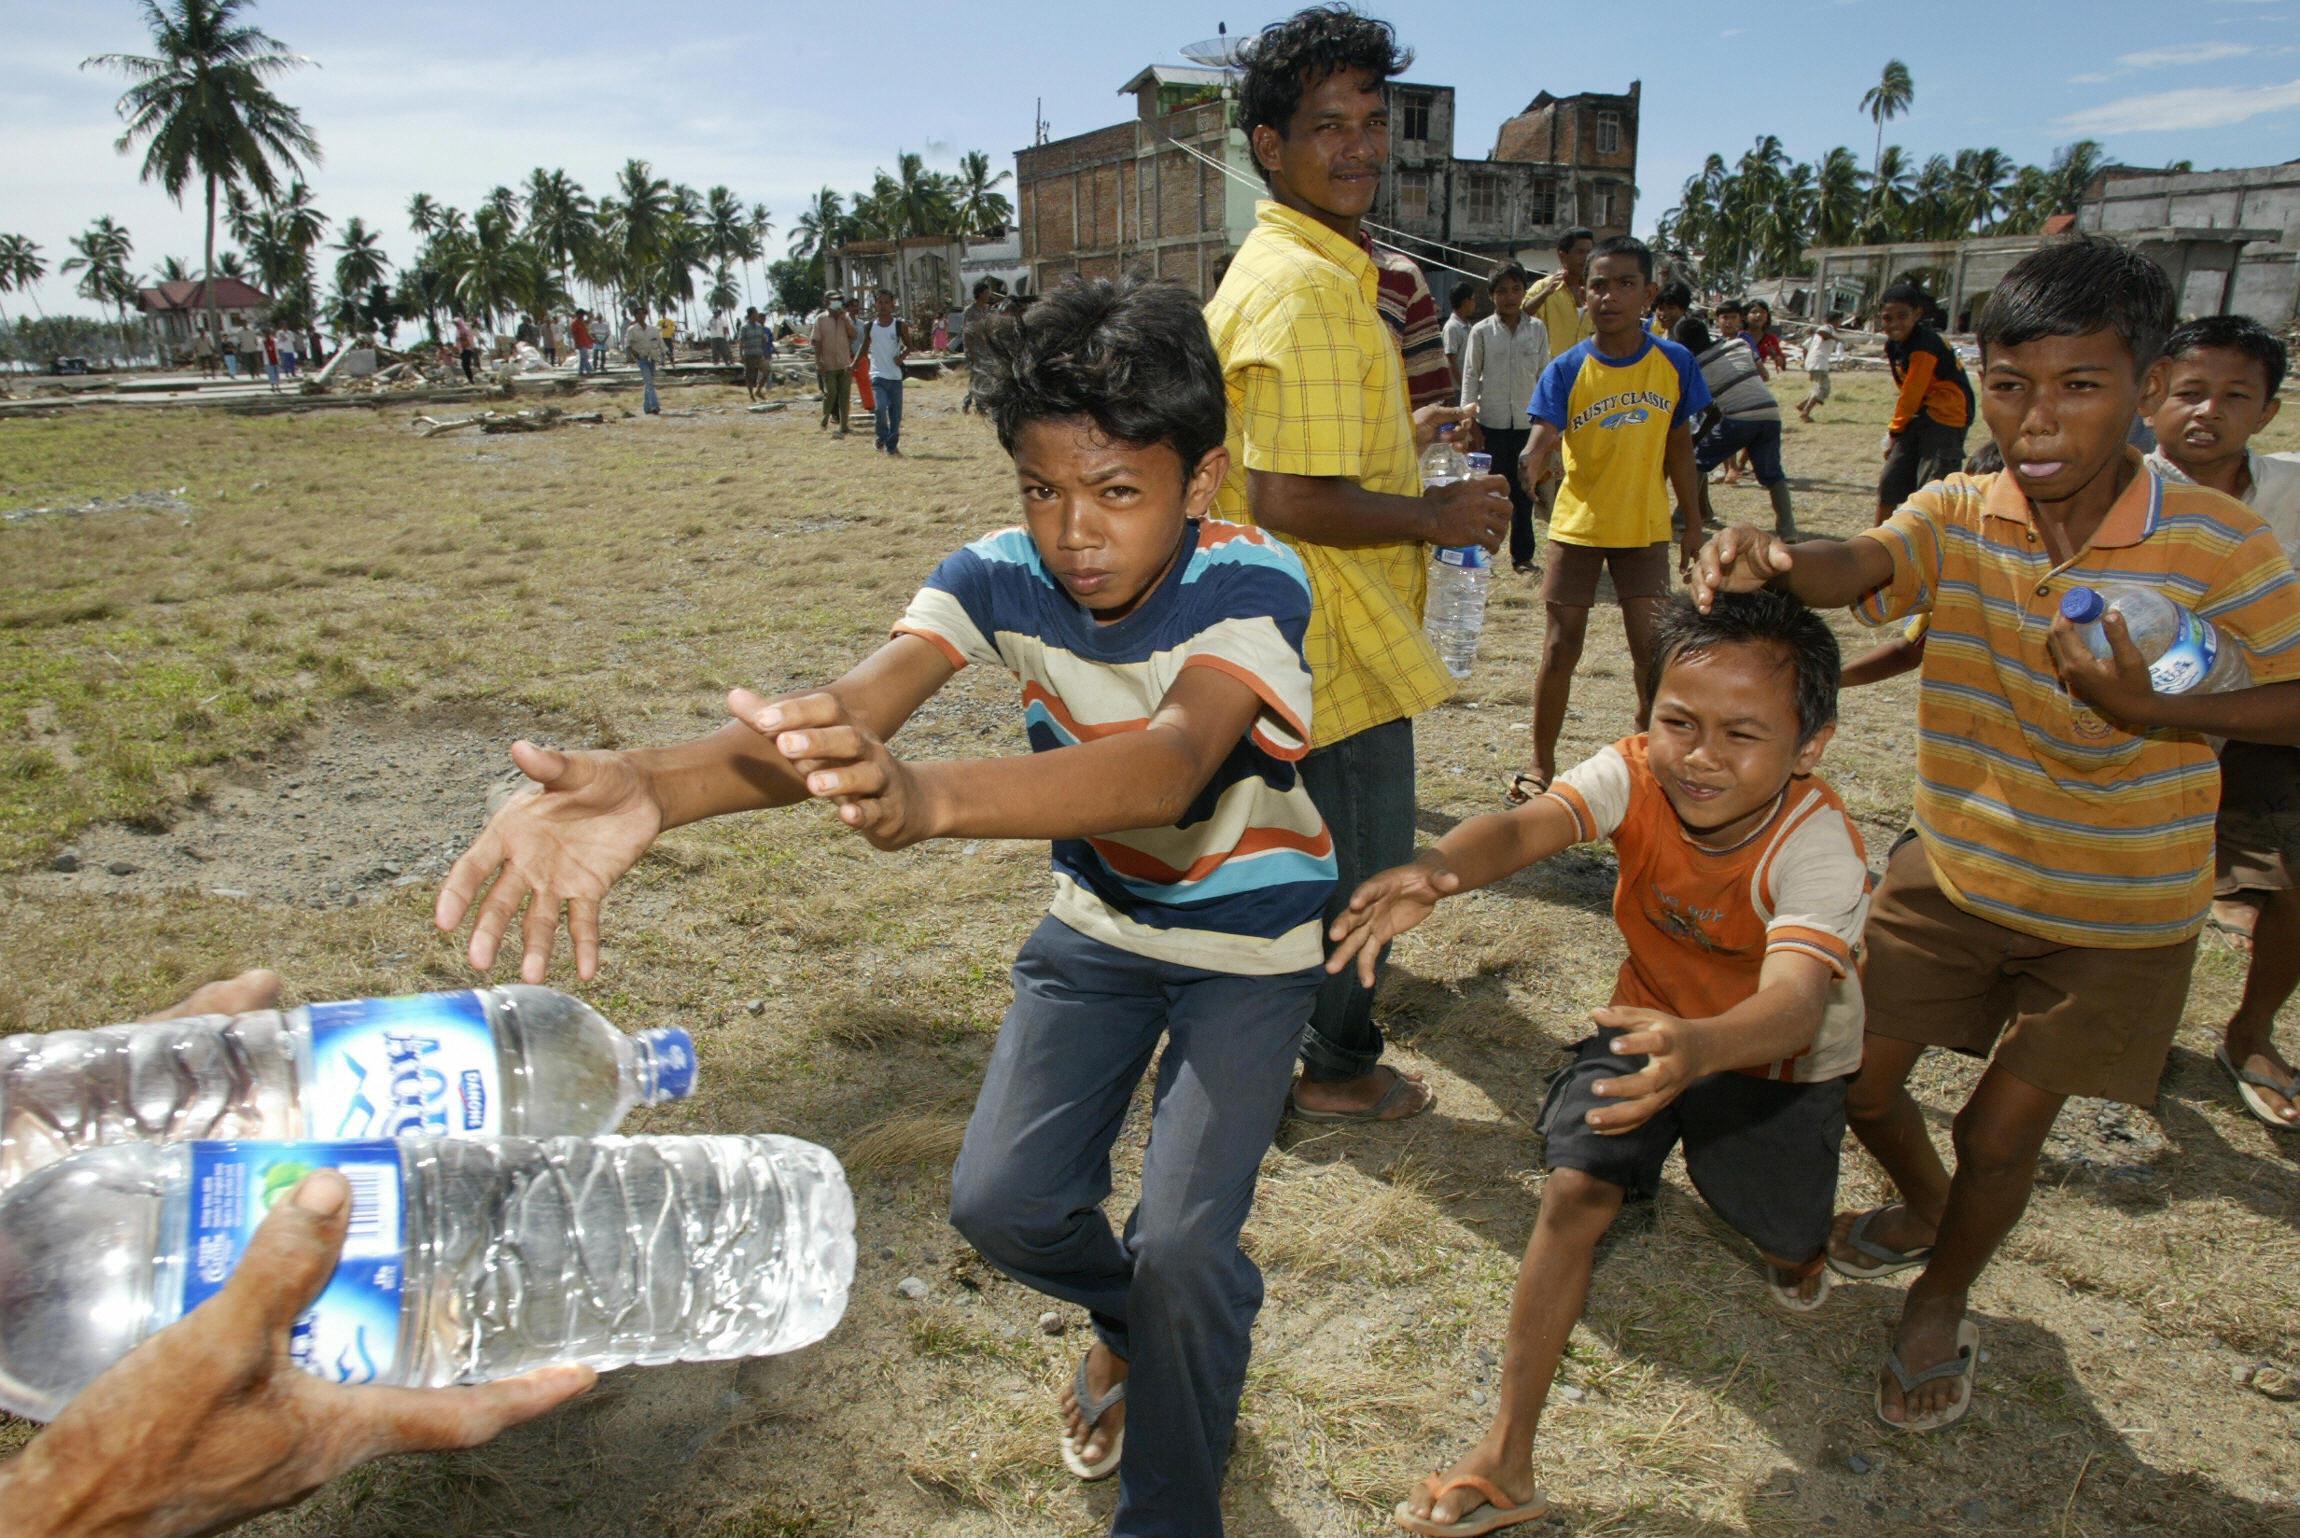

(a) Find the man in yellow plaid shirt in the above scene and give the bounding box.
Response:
[1206,5,1510,1123]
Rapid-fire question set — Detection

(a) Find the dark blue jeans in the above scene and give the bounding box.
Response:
[637,356,659,414]
[1297,716,1417,1081]
[950,917,1320,1538]
[872,374,904,450]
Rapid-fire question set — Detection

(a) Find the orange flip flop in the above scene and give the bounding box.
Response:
[1393,1472,1550,1536]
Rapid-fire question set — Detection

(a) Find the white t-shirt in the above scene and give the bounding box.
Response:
[864,317,905,381]
[2151,447,2300,565]
[1803,332,1837,372]
[1442,312,1471,364]
[709,312,732,340]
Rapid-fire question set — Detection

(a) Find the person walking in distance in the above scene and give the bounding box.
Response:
[862,289,914,456]
[624,305,664,415]
[454,315,479,383]
[812,293,857,434]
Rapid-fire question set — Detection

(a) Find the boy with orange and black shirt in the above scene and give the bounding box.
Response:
[1347,591,1871,1537]
[1875,280,1974,524]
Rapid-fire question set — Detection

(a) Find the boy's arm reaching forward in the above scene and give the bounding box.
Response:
[1327,793,1586,987]
[753,664,1267,849]
[435,635,955,981]
[1690,524,1898,614]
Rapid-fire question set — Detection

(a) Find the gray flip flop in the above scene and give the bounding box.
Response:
[1876,1317,1979,1433]
[2218,1046,2300,1131]
[1060,1353,1126,1481]
[1826,1207,1935,1281]
[1288,1068,1433,1124]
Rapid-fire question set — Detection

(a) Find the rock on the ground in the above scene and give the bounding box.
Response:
[1846,1453,1874,1475]
[50,850,79,873]
[105,860,136,876]
[1038,1310,1066,1336]
[895,1276,929,1300]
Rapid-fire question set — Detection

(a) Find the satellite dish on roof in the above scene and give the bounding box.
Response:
[1180,21,1252,68]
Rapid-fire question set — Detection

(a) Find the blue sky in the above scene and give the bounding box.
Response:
[6,0,2296,315]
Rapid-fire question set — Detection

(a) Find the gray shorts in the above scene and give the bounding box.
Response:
[1803,371,1831,404]
[1538,1028,1848,1261]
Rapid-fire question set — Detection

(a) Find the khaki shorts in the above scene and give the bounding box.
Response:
[1803,371,1832,404]
[2216,741,2300,894]
[1540,541,1672,608]
[1862,835,2198,1106]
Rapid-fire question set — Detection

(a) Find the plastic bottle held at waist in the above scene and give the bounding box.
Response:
[1425,444,1493,679]
[2058,584,2251,695]
[0,1133,855,1421]
[0,987,697,1189]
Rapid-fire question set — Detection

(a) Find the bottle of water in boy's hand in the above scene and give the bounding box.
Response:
[0,988,696,1188]
[0,1131,855,1420]
[2059,584,2251,695]
[1424,435,1492,679]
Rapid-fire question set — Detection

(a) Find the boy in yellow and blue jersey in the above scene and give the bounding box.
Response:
[1512,235,1708,795]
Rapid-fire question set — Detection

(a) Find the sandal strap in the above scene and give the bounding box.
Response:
[1430,1472,1517,1513]
[1884,1343,1973,1394]
[1072,1353,1127,1428]
[1846,1208,1930,1266]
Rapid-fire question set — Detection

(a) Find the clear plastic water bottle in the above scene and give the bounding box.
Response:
[0,988,696,1189]
[0,1132,855,1420]
[2059,585,2251,694]
[1424,438,1492,679]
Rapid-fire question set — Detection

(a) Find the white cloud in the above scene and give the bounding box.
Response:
[2055,75,2300,132]
[2117,41,2254,66]
[1719,26,1746,37]
[2067,71,2115,83]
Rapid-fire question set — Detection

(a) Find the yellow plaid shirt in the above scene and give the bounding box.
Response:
[1529,272,1592,353]
[1204,200,1454,747]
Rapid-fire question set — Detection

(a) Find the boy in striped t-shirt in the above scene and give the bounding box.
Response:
[1342,592,1871,1538]
[435,277,1333,1538]
[1694,238,2300,1435]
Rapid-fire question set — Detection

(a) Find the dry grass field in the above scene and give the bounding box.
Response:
[1,367,2297,1537]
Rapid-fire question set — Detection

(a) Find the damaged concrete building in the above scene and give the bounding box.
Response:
[1013,65,1639,299]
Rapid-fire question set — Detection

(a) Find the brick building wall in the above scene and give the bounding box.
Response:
[1018,92,1247,298]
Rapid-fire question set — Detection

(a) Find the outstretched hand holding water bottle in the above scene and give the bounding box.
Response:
[0,1169,594,1538]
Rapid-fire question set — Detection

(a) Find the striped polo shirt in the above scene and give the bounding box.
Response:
[1855,454,2300,948]
[894,519,1336,975]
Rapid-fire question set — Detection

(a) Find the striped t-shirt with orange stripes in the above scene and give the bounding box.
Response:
[1854,455,2300,948]
[895,519,1336,976]
[1545,735,1873,1083]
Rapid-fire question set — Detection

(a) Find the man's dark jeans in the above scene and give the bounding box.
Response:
[1297,716,1416,1082]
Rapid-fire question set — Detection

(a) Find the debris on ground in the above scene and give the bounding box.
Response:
[413,407,607,438]
[1,487,193,522]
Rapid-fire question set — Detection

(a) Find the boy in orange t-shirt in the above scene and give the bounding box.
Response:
[1342,590,1871,1537]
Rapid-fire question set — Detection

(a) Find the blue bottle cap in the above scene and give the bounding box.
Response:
[2058,587,2105,624]
[638,1027,698,1103]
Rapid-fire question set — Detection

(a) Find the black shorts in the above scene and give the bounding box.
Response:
[1537,1028,1848,1262]
[1879,417,1968,509]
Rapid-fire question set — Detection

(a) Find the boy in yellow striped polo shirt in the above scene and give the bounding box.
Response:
[1694,237,2300,1434]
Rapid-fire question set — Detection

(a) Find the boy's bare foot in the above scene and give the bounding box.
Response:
[1399,1437,1543,1529]
[1877,1291,1970,1425]
[1827,1201,1936,1272]
[1290,1064,1433,1121]
[1765,1253,1831,1307]
[1060,1340,1128,1470]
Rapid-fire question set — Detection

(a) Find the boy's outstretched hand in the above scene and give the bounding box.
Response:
[1585,1005,1709,1134]
[1688,526,1795,613]
[1325,858,1463,988]
[737,688,939,851]
[435,741,665,983]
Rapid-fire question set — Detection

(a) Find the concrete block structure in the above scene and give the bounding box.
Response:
[1012,66,1639,300]
[2078,161,2300,325]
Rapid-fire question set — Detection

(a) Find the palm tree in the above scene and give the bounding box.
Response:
[84,0,319,354]
[61,217,140,358]
[523,167,592,291]
[1863,145,1916,241]
[407,191,442,239]
[706,261,741,319]
[1953,146,2014,234]
[0,233,49,333]
[789,186,845,286]
[156,253,195,283]
[1812,146,1864,247]
[2047,140,2106,217]
[703,186,748,271]
[486,185,523,228]
[953,150,1013,234]
[332,217,390,293]
[745,202,774,302]
[1858,60,1914,190]
[613,158,673,298]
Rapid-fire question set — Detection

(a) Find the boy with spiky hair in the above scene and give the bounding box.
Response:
[1874,279,1974,524]
[1208,2,1507,1127]
[1696,236,2300,1432]
[1360,591,1871,1536]
[2143,314,2300,1128]
[438,276,1336,1537]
